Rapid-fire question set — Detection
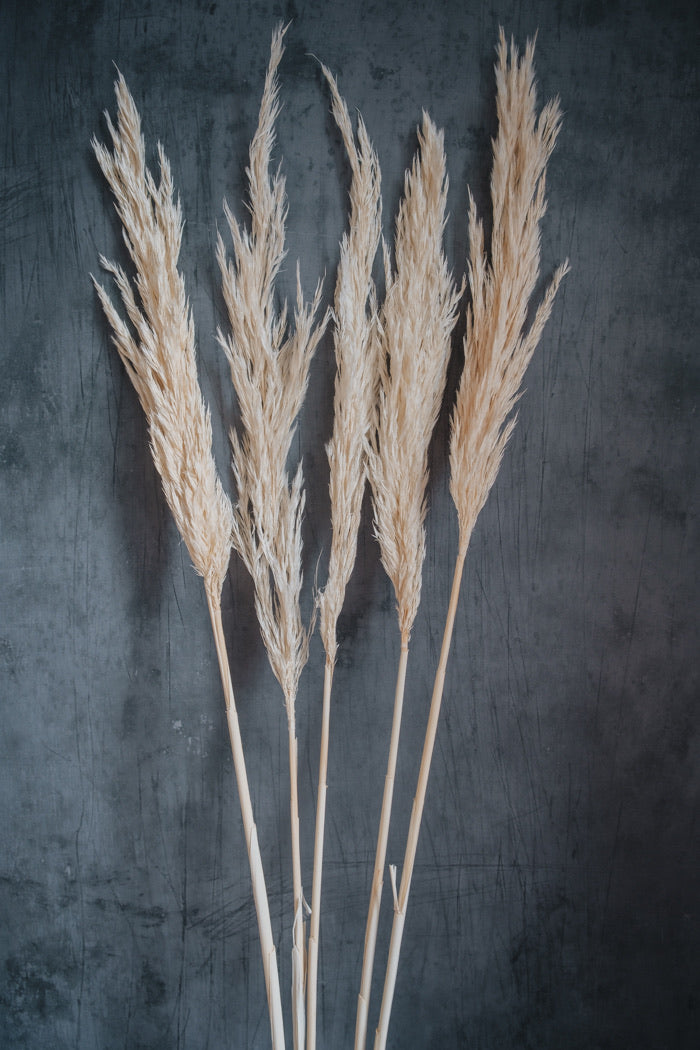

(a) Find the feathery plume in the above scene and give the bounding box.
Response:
[217,23,326,708]
[356,112,462,1050]
[369,113,462,639]
[216,25,328,1050]
[93,75,286,1049]
[92,73,233,595]
[373,32,568,1050]
[317,66,382,668]
[450,31,569,549]
[307,67,383,1050]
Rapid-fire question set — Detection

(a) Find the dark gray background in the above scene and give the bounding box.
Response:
[1,0,698,1047]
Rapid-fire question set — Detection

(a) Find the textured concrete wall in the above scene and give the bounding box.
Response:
[1,1,698,1047]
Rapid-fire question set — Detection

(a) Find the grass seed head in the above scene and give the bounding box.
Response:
[450,29,569,549]
[369,112,461,639]
[93,74,234,597]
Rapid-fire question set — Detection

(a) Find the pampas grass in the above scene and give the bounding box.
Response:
[372,32,569,1050]
[306,66,383,1050]
[92,76,233,599]
[450,34,569,549]
[368,113,462,643]
[316,68,382,671]
[216,24,328,1050]
[356,112,462,1050]
[92,26,568,1047]
[92,74,285,1049]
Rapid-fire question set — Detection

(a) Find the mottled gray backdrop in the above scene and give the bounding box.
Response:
[1,0,698,1047]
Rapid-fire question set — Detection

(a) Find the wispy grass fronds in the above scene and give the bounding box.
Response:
[307,67,383,1050]
[317,66,382,668]
[92,74,285,1050]
[369,113,462,640]
[216,24,328,1050]
[373,32,568,1050]
[356,112,461,1050]
[92,73,234,597]
[450,30,569,551]
[217,23,326,710]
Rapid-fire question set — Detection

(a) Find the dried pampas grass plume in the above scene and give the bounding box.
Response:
[307,66,382,1050]
[369,112,462,640]
[92,73,233,596]
[216,24,328,1050]
[217,24,326,709]
[356,112,462,1050]
[373,32,569,1050]
[317,65,382,668]
[92,75,285,1049]
[450,31,570,549]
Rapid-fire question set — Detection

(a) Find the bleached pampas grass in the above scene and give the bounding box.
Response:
[356,113,462,1050]
[92,25,568,1047]
[216,25,328,1050]
[92,75,286,1049]
[372,32,569,1050]
[305,66,383,1050]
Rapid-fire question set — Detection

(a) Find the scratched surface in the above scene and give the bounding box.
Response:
[1,0,698,1047]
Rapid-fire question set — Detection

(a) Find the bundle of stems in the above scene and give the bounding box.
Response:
[306,66,383,1050]
[216,24,328,1050]
[355,113,462,1050]
[91,76,285,1048]
[372,32,569,1050]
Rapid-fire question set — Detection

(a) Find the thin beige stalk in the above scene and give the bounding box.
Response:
[305,656,332,1050]
[373,32,568,1050]
[372,550,464,1050]
[92,75,285,1049]
[355,637,408,1050]
[207,587,286,1050]
[217,25,328,1050]
[306,68,382,1050]
[357,114,461,1050]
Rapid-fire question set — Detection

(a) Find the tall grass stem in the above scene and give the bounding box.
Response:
[206,586,286,1050]
[372,548,466,1050]
[355,638,409,1050]
[306,657,334,1050]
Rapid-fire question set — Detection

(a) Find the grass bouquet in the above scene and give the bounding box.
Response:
[93,23,567,1049]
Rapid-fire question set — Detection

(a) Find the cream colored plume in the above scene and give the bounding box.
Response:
[217,24,327,707]
[92,74,234,597]
[317,65,382,666]
[369,113,462,640]
[450,30,569,550]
